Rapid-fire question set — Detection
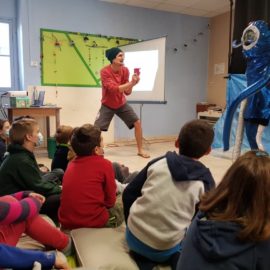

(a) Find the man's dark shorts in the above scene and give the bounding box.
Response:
[94,103,139,131]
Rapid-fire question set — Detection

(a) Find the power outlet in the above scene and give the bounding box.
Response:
[30,61,39,67]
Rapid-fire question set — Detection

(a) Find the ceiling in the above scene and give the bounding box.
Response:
[99,0,231,18]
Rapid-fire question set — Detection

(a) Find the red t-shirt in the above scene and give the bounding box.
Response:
[58,155,116,229]
[100,65,130,109]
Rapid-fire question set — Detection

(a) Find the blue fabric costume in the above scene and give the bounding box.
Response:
[223,20,270,151]
[243,20,270,148]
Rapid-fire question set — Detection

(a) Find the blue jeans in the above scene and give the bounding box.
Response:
[126,226,181,263]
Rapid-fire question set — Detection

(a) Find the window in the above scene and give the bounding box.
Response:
[0,20,15,91]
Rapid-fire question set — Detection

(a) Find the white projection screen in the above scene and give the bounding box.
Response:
[120,36,166,103]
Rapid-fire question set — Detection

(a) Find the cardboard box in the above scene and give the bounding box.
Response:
[10,96,30,108]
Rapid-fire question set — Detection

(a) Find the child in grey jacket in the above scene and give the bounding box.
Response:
[123,119,216,270]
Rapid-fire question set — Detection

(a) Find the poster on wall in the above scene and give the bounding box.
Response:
[40,29,138,87]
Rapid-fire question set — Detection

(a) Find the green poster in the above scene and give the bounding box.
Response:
[41,29,137,87]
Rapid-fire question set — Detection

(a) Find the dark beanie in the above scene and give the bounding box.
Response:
[105,47,122,63]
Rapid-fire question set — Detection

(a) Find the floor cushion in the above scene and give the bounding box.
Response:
[71,225,171,270]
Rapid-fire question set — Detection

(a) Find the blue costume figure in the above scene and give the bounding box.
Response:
[242,20,270,150]
[223,20,270,151]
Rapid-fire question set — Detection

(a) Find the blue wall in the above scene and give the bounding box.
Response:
[6,0,210,138]
[0,0,15,17]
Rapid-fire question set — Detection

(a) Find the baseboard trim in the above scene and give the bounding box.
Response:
[106,135,176,148]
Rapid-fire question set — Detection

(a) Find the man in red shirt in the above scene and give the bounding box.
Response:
[94,47,149,158]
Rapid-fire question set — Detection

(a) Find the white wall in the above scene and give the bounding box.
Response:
[27,85,114,142]
[207,12,230,108]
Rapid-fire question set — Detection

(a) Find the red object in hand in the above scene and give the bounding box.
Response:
[134,68,140,75]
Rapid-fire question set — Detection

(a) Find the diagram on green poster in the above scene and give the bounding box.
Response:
[41,29,138,87]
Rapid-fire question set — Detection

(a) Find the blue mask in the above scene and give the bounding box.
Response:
[36,132,44,147]
[4,129,9,137]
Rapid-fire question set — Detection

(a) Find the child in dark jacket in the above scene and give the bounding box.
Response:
[177,150,270,270]
[0,118,62,221]
[123,119,216,270]
[51,125,74,172]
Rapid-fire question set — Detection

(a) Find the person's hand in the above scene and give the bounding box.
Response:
[54,251,70,269]
[124,88,132,95]
[29,193,45,204]
[135,75,140,84]
[39,165,49,173]
[131,74,140,85]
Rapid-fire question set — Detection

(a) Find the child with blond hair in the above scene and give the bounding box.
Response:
[0,118,62,221]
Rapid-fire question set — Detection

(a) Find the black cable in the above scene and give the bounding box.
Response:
[228,0,234,73]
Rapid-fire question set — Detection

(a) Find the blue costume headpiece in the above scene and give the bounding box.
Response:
[242,20,270,122]
[223,20,270,151]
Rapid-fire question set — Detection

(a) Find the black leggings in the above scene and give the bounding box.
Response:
[40,194,61,223]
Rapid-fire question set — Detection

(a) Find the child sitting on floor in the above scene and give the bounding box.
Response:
[177,150,270,270]
[0,118,62,222]
[55,123,137,194]
[59,124,124,230]
[51,125,74,172]
[123,119,216,270]
[0,191,71,269]
[112,162,138,193]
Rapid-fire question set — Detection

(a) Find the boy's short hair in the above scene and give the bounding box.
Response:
[71,124,101,156]
[55,125,73,144]
[13,115,34,121]
[178,119,214,159]
[9,118,38,145]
